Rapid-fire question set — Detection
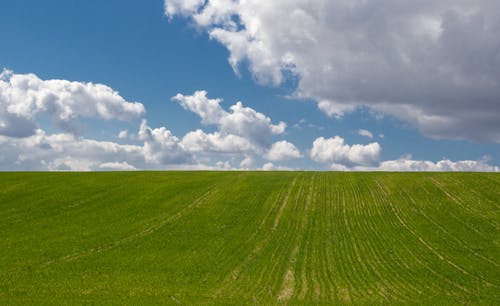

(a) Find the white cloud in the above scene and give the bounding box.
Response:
[220,101,286,147]
[164,0,205,17]
[0,129,143,171]
[358,156,499,172]
[0,69,197,171]
[310,136,382,167]
[215,160,232,170]
[181,129,256,153]
[173,90,287,151]
[261,162,292,171]
[173,91,303,166]
[172,90,225,125]
[0,119,195,171]
[47,157,95,172]
[99,162,137,171]
[239,156,254,169]
[2,67,496,171]
[118,130,128,139]
[265,140,302,161]
[0,120,496,172]
[357,129,373,139]
[138,120,193,165]
[262,162,276,171]
[0,69,145,137]
[0,73,305,171]
[165,0,500,143]
[318,100,358,119]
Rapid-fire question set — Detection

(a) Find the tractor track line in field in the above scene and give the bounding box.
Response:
[215,175,299,298]
[400,185,499,268]
[347,177,418,302]
[374,178,473,295]
[272,177,299,231]
[41,187,217,267]
[429,177,499,230]
[277,174,315,302]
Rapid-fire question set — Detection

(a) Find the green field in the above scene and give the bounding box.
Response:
[0,172,499,304]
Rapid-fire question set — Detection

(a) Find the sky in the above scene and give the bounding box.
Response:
[0,0,499,171]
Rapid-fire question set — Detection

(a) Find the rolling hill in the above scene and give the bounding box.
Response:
[0,172,498,304]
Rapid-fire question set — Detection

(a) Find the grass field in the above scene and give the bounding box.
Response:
[0,172,498,304]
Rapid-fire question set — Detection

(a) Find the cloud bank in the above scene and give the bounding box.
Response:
[0,72,303,170]
[357,156,500,172]
[308,136,498,171]
[165,0,500,143]
[0,69,497,171]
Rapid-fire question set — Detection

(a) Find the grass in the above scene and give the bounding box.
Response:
[0,171,498,304]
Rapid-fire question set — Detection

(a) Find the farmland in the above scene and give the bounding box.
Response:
[0,172,498,304]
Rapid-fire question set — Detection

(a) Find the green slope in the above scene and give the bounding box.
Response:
[0,172,498,304]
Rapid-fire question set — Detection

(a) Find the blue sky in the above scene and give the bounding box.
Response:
[0,0,498,171]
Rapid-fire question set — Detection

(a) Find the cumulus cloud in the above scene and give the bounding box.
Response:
[2,67,495,171]
[239,156,254,169]
[265,140,302,161]
[310,139,498,171]
[0,69,145,137]
[0,69,198,171]
[357,155,499,172]
[0,121,194,171]
[261,162,292,171]
[0,73,302,171]
[181,129,256,154]
[172,91,303,167]
[262,162,276,171]
[165,0,500,143]
[172,90,225,125]
[221,101,287,146]
[357,129,373,139]
[0,130,142,171]
[310,136,382,167]
[173,90,290,155]
[138,120,193,165]
[99,162,137,171]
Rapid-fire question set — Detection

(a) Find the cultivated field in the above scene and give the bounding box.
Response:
[0,172,498,304]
